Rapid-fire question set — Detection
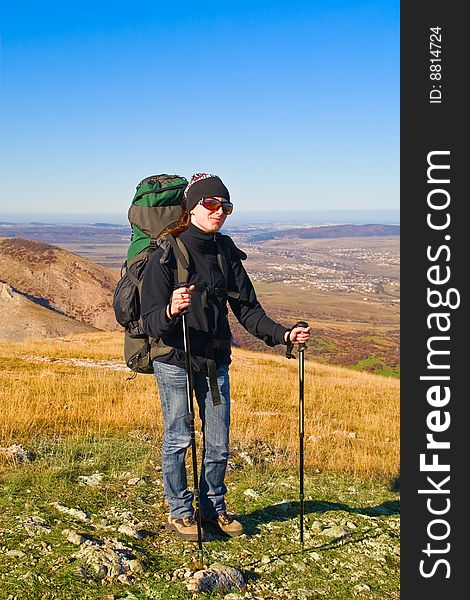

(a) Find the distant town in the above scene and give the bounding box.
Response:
[240,239,399,299]
[0,220,400,302]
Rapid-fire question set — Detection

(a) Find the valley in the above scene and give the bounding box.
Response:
[0,221,400,376]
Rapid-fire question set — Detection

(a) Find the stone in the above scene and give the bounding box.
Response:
[0,444,34,463]
[118,524,144,539]
[127,477,146,486]
[78,473,104,486]
[321,525,350,539]
[128,559,145,574]
[185,564,245,593]
[310,552,321,561]
[6,549,26,558]
[353,583,371,594]
[237,450,254,465]
[273,501,291,513]
[22,516,51,535]
[310,520,323,533]
[63,529,86,545]
[52,502,90,521]
[72,537,142,582]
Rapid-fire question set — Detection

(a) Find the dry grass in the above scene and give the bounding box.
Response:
[0,332,399,477]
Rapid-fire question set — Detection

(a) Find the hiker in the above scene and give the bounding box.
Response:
[140,173,310,541]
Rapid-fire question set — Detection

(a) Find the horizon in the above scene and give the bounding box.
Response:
[0,208,400,227]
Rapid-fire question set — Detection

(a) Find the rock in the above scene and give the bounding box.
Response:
[127,477,146,486]
[185,563,245,593]
[6,549,26,558]
[0,444,34,463]
[22,516,51,535]
[78,473,104,486]
[52,502,90,521]
[63,529,86,545]
[117,524,144,539]
[73,537,143,582]
[237,451,254,465]
[273,501,291,513]
[321,525,350,539]
[310,520,323,533]
[127,559,144,574]
[353,583,371,594]
[243,489,259,499]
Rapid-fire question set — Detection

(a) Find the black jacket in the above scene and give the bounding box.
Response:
[141,223,289,373]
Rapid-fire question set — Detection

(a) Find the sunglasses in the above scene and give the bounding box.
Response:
[198,197,234,215]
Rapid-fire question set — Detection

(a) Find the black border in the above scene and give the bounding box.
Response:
[401,3,466,597]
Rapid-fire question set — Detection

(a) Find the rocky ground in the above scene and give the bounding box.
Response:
[0,437,400,599]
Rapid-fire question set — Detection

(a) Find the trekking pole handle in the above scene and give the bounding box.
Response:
[171,282,194,317]
[294,321,309,351]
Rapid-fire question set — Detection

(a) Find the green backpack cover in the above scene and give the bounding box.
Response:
[127,174,188,260]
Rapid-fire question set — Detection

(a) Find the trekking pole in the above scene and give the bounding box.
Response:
[181,311,204,566]
[294,320,309,551]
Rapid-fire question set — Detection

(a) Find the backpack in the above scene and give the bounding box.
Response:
[113,174,189,374]
[113,174,242,376]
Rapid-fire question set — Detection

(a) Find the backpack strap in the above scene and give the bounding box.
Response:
[215,239,240,300]
[156,234,190,285]
[166,235,190,285]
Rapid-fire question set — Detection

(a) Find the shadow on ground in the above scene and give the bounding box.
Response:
[239,499,400,537]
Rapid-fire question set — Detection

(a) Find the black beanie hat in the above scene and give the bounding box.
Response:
[184,173,230,212]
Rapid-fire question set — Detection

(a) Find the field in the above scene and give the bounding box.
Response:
[0,332,399,476]
[0,333,400,599]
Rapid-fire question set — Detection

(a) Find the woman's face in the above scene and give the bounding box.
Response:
[190,197,229,233]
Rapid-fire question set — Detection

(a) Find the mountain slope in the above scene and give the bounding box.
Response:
[0,237,120,334]
[0,282,98,341]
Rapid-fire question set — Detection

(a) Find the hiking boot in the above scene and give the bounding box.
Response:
[203,512,244,537]
[166,515,206,542]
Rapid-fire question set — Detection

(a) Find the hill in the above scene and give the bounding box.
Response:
[0,237,120,338]
[0,282,97,341]
[250,223,400,241]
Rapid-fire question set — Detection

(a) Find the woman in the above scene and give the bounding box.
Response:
[141,173,310,541]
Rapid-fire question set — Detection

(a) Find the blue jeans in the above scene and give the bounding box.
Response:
[153,361,231,519]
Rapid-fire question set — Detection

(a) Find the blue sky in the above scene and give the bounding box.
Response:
[0,1,399,216]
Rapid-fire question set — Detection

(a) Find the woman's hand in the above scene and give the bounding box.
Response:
[285,325,311,345]
[168,285,196,318]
